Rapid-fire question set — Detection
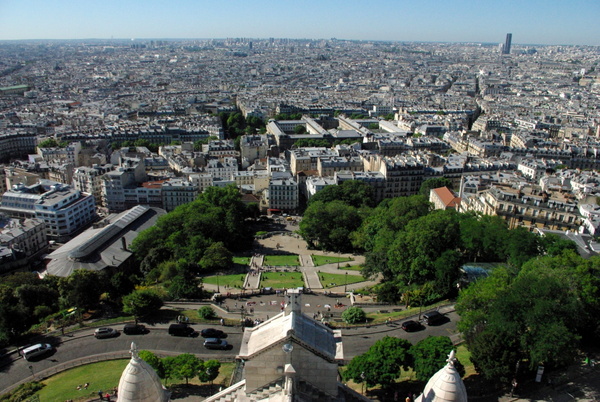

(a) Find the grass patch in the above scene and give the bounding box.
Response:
[455,344,475,377]
[311,255,353,266]
[202,274,246,288]
[263,254,300,266]
[36,359,129,402]
[318,272,365,289]
[233,256,250,265]
[35,359,235,402]
[260,272,304,289]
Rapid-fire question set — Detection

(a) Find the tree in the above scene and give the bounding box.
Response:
[198,360,221,385]
[456,256,588,384]
[58,270,103,310]
[37,138,62,148]
[122,289,164,321]
[299,200,363,252]
[138,350,165,378]
[343,336,413,389]
[309,180,375,208]
[341,306,366,324]
[293,124,307,134]
[198,306,217,320]
[172,353,202,385]
[410,336,465,382]
[168,274,202,299]
[419,177,453,196]
[199,242,233,272]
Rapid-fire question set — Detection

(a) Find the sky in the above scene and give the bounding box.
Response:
[0,0,599,46]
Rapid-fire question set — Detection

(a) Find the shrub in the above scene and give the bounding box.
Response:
[198,306,217,320]
[341,306,366,324]
[0,382,44,402]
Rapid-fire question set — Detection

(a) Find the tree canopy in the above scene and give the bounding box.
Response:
[410,336,465,382]
[308,180,375,208]
[132,185,254,279]
[419,177,453,196]
[343,336,413,388]
[456,251,600,384]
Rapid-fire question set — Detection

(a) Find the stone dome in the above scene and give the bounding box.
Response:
[415,350,467,402]
[117,342,170,402]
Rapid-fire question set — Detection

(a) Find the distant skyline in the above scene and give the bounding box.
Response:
[1,0,599,46]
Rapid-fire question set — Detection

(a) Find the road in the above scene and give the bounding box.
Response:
[0,306,458,394]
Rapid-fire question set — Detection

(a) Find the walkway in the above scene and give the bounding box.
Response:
[203,232,378,295]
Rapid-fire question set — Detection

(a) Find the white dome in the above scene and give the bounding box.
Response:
[416,350,467,402]
[117,342,170,402]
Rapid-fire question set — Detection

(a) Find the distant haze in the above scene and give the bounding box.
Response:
[0,0,599,46]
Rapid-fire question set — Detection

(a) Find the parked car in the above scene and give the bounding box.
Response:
[94,327,119,339]
[203,338,228,350]
[401,320,423,332]
[123,323,147,335]
[422,311,445,326]
[200,328,226,338]
[168,323,196,337]
[22,343,53,361]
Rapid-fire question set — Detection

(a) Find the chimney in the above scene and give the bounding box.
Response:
[121,237,127,251]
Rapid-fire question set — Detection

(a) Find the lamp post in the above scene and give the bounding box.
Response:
[344,272,348,293]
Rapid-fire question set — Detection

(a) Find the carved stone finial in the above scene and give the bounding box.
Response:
[447,350,456,366]
[130,342,139,359]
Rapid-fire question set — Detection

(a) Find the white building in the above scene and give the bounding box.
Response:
[268,178,299,212]
[0,181,96,242]
[161,178,198,211]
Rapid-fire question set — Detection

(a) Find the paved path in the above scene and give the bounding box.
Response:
[204,232,377,295]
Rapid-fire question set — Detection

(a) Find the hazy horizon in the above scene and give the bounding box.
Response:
[1,0,599,46]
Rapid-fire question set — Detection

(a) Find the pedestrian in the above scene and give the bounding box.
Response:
[220,318,225,326]
[510,378,518,397]
[98,391,104,401]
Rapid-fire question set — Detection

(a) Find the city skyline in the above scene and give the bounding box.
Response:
[0,0,599,46]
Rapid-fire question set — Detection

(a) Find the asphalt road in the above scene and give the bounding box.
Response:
[0,307,458,394]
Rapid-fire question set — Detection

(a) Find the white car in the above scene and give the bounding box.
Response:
[94,327,119,339]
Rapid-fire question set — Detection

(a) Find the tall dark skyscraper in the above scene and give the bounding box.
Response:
[503,33,512,54]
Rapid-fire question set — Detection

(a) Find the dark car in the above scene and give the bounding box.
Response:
[203,338,228,350]
[200,328,227,338]
[401,320,423,332]
[168,323,196,337]
[423,311,445,326]
[123,323,147,335]
[94,327,119,339]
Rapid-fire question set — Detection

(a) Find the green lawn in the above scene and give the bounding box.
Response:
[36,359,129,402]
[34,359,235,402]
[318,272,365,289]
[202,274,246,288]
[260,272,304,289]
[233,256,250,265]
[311,255,354,266]
[263,254,300,266]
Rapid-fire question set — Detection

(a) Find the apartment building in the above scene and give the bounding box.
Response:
[0,217,47,273]
[317,156,363,177]
[461,183,581,231]
[72,164,114,206]
[162,178,198,211]
[0,131,37,162]
[0,181,96,242]
[205,157,238,180]
[240,134,270,168]
[268,178,299,212]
